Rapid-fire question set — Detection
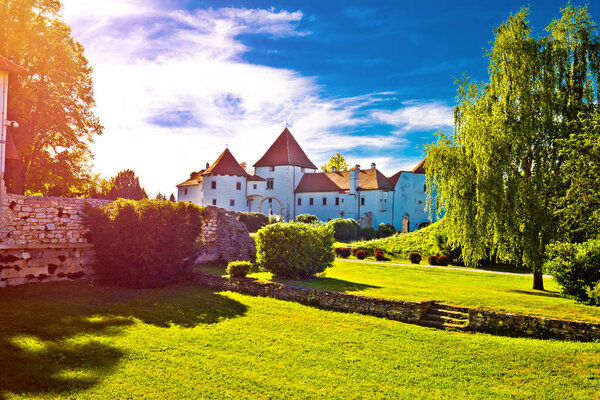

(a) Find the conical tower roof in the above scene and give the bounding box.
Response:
[253,128,317,169]
[203,148,249,177]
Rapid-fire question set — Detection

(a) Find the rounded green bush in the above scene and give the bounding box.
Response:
[376,223,396,239]
[227,261,253,278]
[296,214,319,224]
[84,199,204,287]
[361,226,376,241]
[255,222,335,278]
[238,212,270,232]
[327,218,361,242]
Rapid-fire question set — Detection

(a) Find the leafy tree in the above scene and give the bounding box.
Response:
[426,6,600,290]
[169,193,176,202]
[320,153,349,172]
[1,0,103,196]
[155,192,167,201]
[106,170,148,200]
[555,112,600,242]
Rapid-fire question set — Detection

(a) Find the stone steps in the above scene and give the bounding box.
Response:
[420,305,470,330]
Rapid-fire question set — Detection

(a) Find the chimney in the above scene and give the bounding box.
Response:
[189,171,197,178]
[350,165,360,194]
[240,162,247,170]
[332,166,337,172]
[371,162,376,170]
[206,162,210,169]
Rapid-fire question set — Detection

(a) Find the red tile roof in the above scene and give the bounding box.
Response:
[295,169,394,193]
[388,171,407,187]
[412,157,426,173]
[246,171,265,182]
[177,170,205,187]
[203,148,249,177]
[0,56,27,73]
[5,130,19,160]
[254,128,317,169]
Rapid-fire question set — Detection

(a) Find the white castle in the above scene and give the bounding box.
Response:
[176,128,435,232]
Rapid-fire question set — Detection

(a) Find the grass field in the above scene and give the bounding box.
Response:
[0,281,599,399]
[202,260,600,323]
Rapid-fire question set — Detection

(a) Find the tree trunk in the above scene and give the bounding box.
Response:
[533,268,544,291]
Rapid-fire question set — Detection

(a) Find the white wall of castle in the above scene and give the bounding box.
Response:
[392,172,431,231]
[0,70,8,178]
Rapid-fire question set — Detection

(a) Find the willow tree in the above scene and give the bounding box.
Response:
[426,6,600,290]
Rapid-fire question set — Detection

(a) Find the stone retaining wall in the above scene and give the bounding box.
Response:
[0,183,109,288]
[192,271,431,322]
[193,271,600,341]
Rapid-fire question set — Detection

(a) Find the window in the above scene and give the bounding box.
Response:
[253,184,257,190]
[297,198,302,206]
[266,178,274,190]
[423,184,427,192]
[184,189,188,195]
[335,197,339,206]
[322,197,327,206]
[270,166,275,172]
[309,197,314,206]
[268,198,273,204]
[230,199,235,206]
[212,199,217,205]
[211,181,216,189]
[361,197,365,206]
[236,182,241,190]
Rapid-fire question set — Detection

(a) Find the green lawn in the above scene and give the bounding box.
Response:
[0,282,599,399]
[202,260,600,323]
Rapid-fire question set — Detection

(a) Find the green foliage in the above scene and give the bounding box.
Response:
[155,192,167,201]
[296,214,319,224]
[255,223,335,278]
[334,247,351,258]
[227,261,253,278]
[106,170,148,200]
[327,218,361,242]
[555,112,600,242]
[588,283,600,306]
[361,220,445,258]
[376,223,396,239]
[320,153,349,172]
[2,0,103,196]
[169,193,176,202]
[238,212,270,233]
[361,226,376,240]
[84,199,204,287]
[408,252,422,264]
[425,5,600,290]
[268,215,279,224]
[545,239,600,303]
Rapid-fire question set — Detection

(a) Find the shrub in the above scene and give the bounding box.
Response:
[408,252,422,264]
[428,255,439,265]
[255,223,334,278]
[545,239,600,302]
[84,199,204,287]
[355,250,368,260]
[227,261,253,278]
[334,247,351,258]
[374,249,385,261]
[327,218,361,242]
[376,223,396,239]
[361,226,376,241]
[588,282,600,306]
[437,255,450,266]
[352,246,372,257]
[268,215,280,224]
[296,214,319,224]
[238,212,270,233]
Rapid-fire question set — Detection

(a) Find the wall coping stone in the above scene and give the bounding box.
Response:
[0,243,95,250]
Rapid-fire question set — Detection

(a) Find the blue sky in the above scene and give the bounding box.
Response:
[61,0,599,196]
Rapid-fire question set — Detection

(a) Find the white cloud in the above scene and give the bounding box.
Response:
[59,0,411,196]
[371,102,453,134]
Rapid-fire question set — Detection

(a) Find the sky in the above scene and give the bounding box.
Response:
[59,0,600,197]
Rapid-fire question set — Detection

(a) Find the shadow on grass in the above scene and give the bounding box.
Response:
[0,282,247,399]
[276,277,382,292]
[508,289,563,298]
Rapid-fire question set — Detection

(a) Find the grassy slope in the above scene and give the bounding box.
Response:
[0,282,599,399]
[202,260,600,323]
[359,221,445,258]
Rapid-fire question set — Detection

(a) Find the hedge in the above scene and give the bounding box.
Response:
[238,212,270,233]
[327,218,361,242]
[255,222,335,278]
[84,199,204,287]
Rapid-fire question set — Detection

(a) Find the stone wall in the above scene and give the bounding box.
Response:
[0,183,109,287]
[193,270,600,342]
[195,206,256,264]
[192,271,431,322]
[468,308,600,341]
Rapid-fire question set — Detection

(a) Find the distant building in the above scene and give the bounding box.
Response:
[176,128,440,231]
